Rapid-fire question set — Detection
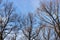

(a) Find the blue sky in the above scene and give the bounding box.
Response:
[8,0,40,14]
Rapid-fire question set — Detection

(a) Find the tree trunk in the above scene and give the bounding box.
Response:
[29,33,31,40]
[29,32,31,40]
[0,32,3,40]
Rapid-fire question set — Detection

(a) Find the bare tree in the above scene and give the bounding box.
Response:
[37,0,60,38]
[22,13,45,40]
[0,1,19,40]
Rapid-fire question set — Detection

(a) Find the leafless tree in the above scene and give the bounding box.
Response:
[0,1,19,40]
[37,0,60,38]
[22,13,45,40]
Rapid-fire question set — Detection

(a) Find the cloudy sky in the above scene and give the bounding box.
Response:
[9,0,40,13]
